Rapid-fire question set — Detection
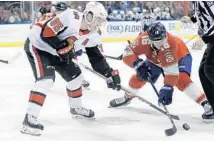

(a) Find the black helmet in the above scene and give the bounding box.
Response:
[39,7,47,15]
[53,2,68,11]
[147,22,167,41]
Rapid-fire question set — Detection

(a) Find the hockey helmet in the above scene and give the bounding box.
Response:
[53,2,68,11]
[83,2,107,30]
[147,22,167,48]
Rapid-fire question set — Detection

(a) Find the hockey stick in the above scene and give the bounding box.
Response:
[104,54,123,60]
[72,59,179,120]
[82,51,123,60]
[147,73,177,136]
[0,59,9,64]
[185,35,198,44]
[0,52,22,64]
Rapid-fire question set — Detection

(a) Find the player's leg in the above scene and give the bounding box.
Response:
[109,60,162,107]
[21,39,55,135]
[199,63,214,121]
[55,61,94,118]
[73,55,90,89]
[199,44,214,120]
[176,54,213,120]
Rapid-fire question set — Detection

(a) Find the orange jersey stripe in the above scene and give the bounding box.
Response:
[67,87,82,98]
[42,25,56,37]
[196,94,206,103]
[29,92,46,106]
[32,45,44,77]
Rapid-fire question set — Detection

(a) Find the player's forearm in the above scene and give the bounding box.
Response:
[41,35,77,49]
[41,36,62,49]
[85,46,111,75]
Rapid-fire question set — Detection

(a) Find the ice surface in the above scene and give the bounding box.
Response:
[0,42,213,141]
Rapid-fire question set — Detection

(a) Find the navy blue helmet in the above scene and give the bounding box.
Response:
[53,2,68,11]
[147,22,167,41]
[39,7,49,15]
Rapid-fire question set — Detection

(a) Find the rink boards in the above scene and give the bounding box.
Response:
[0,20,199,47]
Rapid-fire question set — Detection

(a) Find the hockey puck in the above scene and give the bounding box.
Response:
[182,123,190,131]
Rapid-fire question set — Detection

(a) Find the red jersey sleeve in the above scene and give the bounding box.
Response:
[123,32,149,68]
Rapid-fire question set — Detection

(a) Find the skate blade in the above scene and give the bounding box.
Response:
[203,119,214,123]
[108,101,131,108]
[108,105,129,108]
[71,115,95,120]
[20,125,42,136]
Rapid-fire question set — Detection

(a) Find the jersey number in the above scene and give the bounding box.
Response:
[50,17,64,32]
[141,36,151,45]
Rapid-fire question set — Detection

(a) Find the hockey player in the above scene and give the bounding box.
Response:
[109,22,212,121]
[21,2,121,136]
[32,2,90,89]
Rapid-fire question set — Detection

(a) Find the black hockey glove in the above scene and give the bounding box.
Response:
[104,68,121,91]
[56,37,76,64]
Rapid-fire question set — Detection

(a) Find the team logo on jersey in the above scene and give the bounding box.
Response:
[165,54,174,63]
[164,51,174,63]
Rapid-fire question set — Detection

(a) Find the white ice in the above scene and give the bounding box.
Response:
[0,42,213,141]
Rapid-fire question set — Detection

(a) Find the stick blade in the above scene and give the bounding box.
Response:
[169,114,180,120]
[165,125,177,136]
[0,60,9,64]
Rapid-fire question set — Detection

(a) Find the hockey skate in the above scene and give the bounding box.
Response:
[109,94,134,108]
[202,101,214,123]
[20,114,44,136]
[70,107,95,119]
[82,80,90,90]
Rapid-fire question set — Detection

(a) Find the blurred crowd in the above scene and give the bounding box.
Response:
[103,1,192,21]
[0,1,192,24]
[0,1,30,24]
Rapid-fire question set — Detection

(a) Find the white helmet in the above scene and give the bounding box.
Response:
[83,2,107,30]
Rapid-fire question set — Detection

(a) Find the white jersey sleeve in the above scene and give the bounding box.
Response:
[74,29,102,52]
